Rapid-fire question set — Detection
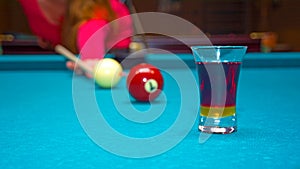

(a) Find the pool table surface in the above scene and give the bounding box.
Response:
[0,52,300,169]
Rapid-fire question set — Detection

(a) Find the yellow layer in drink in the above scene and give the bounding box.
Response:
[200,106,236,118]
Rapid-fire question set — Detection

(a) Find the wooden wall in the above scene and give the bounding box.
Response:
[132,0,300,50]
[0,0,31,34]
[268,0,300,51]
[1,0,300,51]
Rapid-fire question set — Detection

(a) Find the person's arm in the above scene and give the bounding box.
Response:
[77,19,109,60]
[18,0,65,45]
[64,19,109,77]
[37,0,66,25]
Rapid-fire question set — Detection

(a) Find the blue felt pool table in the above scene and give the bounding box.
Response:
[0,52,300,169]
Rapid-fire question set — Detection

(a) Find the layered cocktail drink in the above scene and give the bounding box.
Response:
[191,46,247,134]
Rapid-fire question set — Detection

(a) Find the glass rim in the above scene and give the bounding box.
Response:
[191,46,248,50]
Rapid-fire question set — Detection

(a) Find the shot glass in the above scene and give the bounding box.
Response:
[191,46,247,134]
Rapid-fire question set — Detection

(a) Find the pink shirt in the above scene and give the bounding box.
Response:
[18,0,132,60]
[18,0,62,45]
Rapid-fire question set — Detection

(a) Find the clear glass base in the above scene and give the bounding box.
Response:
[198,125,237,134]
[198,115,237,134]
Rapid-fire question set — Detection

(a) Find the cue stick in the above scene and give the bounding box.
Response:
[54,45,93,74]
[55,45,128,77]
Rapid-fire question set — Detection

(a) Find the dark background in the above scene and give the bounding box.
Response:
[1,0,299,51]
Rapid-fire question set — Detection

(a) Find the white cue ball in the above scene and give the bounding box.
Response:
[93,58,123,88]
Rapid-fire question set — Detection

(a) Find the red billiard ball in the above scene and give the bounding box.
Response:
[126,63,164,102]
